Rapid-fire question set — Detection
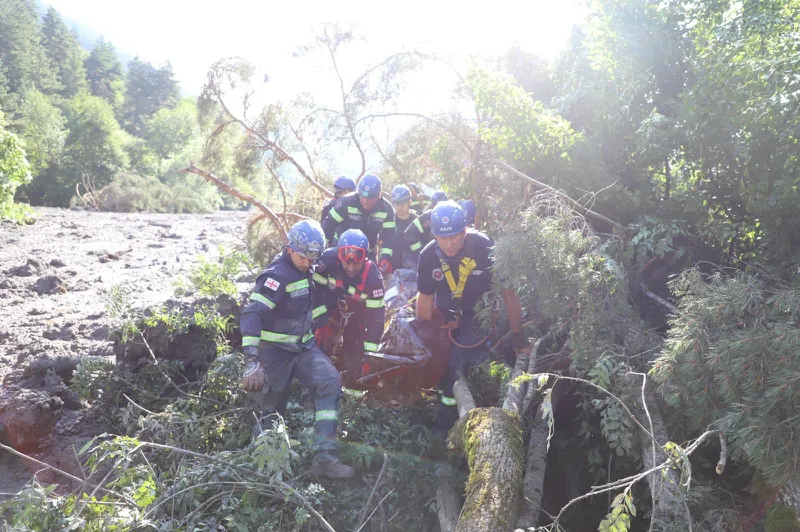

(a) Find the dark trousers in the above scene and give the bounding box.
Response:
[253,343,342,455]
[433,317,489,436]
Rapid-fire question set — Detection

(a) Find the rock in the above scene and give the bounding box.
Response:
[43,325,74,341]
[32,275,66,295]
[0,388,63,450]
[9,258,43,277]
[0,279,18,289]
[0,329,9,342]
[28,308,47,316]
[90,324,111,341]
[49,258,66,268]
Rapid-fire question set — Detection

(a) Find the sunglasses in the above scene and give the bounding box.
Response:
[337,246,367,263]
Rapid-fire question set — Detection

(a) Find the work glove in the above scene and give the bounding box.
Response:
[511,331,532,356]
[242,346,267,391]
[378,259,393,275]
[315,322,337,353]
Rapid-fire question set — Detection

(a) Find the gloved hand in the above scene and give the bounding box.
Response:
[242,347,267,391]
[378,259,393,275]
[315,322,337,353]
[511,331,532,356]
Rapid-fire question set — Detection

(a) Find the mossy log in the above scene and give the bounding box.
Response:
[456,407,524,532]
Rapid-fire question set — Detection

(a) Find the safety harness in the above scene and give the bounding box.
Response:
[438,255,493,350]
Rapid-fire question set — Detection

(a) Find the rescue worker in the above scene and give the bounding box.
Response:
[390,184,419,270]
[414,201,532,436]
[458,199,476,227]
[321,173,396,276]
[404,189,448,264]
[408,182,427,213]
[240,219,355,479]
[320,176,356,224]
[312,229,385,397]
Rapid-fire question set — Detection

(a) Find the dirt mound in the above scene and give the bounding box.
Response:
[0,207,248,497]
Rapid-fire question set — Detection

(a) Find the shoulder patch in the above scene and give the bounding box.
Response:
[265,277,281,291]
[334,199,344,210]
[432,268,443,281]
[372,288,384,298]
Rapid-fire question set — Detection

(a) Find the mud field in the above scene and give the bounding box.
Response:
[0,207,249,498]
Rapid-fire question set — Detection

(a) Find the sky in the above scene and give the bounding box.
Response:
[45,0,587,174]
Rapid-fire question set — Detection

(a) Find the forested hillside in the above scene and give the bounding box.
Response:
[0,0,271,216]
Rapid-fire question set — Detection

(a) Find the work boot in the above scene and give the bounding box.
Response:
[311,453,356,479]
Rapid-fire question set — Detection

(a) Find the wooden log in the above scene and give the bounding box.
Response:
[517,386,561,530]
[456,408,524,532]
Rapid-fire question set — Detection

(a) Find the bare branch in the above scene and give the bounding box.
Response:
[263,163,288,216]
[181,163,288,243]
[208,76,333,198]
[497,161,626,232]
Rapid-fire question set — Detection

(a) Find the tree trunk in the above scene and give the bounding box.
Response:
[456,407,524,532]
[436,466,461,532]
[639,387,693,531]
[517,386,560,530]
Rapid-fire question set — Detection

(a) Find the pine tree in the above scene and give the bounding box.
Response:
[120,57,179,136]
[652,268,800,488]
[41,7,88,98]
[0,0,59,101]
[84,37,123,108]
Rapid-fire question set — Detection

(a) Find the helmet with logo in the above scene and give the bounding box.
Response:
[431,190,448,206]
[357,174,382,198]
[458,199,476,226]
[430,200,467,237]
[333,176,356,192]
[337,229,369,263]
[287,220,325,259]
[391,184,412,204]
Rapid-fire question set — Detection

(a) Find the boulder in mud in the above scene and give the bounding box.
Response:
[32,275,66,295]
[0,388,63,450]
[0,279,17,290]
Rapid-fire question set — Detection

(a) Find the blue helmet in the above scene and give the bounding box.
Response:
[357,174,382,198]
[431,190,448,205]
[338,229,369,250]
[458,199,476,225]
[334,176,356,191]
[287,220,325,259]
[431,200,467,237]
[391,184,412,204]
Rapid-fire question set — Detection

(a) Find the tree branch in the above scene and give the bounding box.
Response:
[210,83,333,198]
[497,161,626,232]
[135,440,336,532]
[180,163,288,243]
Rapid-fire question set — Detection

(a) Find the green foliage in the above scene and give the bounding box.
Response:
[599,491,635,532]
[0,0,58,100]
[469,67,577,177]
[41,6,87,99]
[145,98,199,159]
[175,246,254,298]
[766,504,800,532]
[84,37,124,109]
[121,57,179,136]
[17,88,66,174]
[653,268,800,487]
[0,112,33,221]
[57,91,129,204]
